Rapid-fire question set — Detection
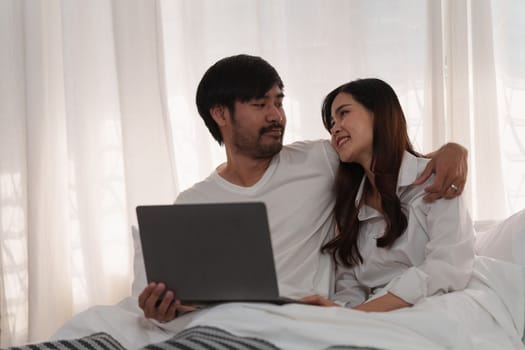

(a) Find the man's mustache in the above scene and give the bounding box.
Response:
[260,123,284,135]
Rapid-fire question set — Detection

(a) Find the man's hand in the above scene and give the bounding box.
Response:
[413,142,468,202]
[138,282,196,323]
[300,294,339,307]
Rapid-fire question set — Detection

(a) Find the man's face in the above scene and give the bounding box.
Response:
[229,85,286,159]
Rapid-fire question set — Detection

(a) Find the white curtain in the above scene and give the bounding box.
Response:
[0,0,523,346]
[0,0,177,345]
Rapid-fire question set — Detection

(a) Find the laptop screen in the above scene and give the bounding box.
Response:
[136,202,282,303]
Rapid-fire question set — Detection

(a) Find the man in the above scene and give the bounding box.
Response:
[138,54,468,322]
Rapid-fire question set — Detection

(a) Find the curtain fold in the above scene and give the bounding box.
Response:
[0,0,523,346]
[111,0,178,224]
[469,0,507,220]
[24,0,72,341]
[0,1,28,345]
[437,0,507,219]
[491,0,525,215]
[0,0,176,344]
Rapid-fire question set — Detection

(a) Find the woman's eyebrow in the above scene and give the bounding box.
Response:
[334,103,352,114]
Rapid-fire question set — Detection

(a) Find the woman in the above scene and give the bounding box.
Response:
[302,78,475,312]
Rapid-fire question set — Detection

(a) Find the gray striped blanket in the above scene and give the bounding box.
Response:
[4,326,383,350]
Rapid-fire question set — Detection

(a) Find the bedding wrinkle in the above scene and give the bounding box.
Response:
[51,238,525,350]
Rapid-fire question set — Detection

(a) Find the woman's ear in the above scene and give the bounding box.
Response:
[210,105,227,126]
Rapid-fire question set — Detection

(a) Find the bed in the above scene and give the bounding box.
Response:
[11,210,525,350]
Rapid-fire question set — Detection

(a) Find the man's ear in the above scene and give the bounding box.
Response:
[210,105,228,126]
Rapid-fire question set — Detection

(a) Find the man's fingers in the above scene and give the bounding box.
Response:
[413,161,434,185]
[417,142,468,201]
[443,187,457,199]
[424,174,448,195]
[138,282,157,309]
[155,290,174,316]
[148,283,166,306]
[423,192,442,202]
[176,303,198,313]
[456,182,465,195]
[423,177,466,202]
[158,300,197,322]
[143,283,166,317]
[163,299,179,321]
[137,283,198,323]
[442,180,464,198]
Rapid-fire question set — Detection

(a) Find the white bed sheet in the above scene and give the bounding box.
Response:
[52,256,525,350]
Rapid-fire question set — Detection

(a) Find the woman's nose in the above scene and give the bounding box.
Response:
[330,122,340,136]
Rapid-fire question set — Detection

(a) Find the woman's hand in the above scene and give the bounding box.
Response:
[300,294,339,307]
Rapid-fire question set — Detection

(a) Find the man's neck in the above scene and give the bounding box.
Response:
[217,154,274,187]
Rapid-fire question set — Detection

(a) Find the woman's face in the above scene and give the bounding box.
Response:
[329,92,374,167]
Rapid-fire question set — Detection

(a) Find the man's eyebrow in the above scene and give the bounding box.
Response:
[261,92,285,99]
[334,103,351,114]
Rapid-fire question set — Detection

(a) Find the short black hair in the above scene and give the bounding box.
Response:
[195,54,284,145]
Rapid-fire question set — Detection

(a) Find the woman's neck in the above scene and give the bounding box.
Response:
[364,170,382,211]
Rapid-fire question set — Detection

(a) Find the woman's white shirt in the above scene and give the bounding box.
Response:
[333,151,476,307]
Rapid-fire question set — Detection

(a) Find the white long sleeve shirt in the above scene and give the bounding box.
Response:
[333,151,476,307]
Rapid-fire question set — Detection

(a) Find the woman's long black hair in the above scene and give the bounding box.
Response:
[321,78,420,267]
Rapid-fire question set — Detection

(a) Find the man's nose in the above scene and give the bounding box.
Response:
[266,104,283,123]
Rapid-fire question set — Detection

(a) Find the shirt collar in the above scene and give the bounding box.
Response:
[355,176,366,208]
[354,150,421,219]
[355,176,381,220]
[396,150,421,192]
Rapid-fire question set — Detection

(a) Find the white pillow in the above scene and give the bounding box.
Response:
[475,209,525,342]
[475,209,525,266]
[131,225,147,297]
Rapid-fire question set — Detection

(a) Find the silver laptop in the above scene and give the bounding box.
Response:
[136,202,302,305]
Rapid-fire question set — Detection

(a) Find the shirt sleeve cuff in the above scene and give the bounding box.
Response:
[387,266,429,305]
[333,300,351,308]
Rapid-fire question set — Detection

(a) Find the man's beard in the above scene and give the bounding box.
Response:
[232,122,285,159]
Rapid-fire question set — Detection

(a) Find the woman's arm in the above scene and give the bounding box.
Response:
[300,292,412,312]
[352,292,411,312]
[301,265,368,307]
[353,194,475,312]
[332,265,369,307]
[385,195,476,306]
